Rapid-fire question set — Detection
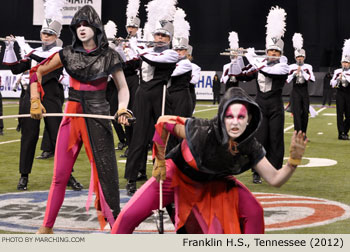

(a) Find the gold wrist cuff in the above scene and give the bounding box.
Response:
[288,157,301,166]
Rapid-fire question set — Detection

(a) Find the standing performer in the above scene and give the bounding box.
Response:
[187,45,201,114]
[111,87,307,234]
[330,39,350,140]
[220,32,242,91]
[31,5,130,234]
[119,0,143,158]
[2,0,81,190]
[322,71,333,107]
[169,8,193,117]
[123,0,179,196]
[212,74,221,104]
[287,33,315,138]
[236,7,289,183]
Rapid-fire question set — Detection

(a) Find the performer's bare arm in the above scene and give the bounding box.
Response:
[30,53,63,99]
[254,130,307,187]
[111,69,130,125]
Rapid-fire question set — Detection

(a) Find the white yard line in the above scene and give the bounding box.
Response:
[0,136,42,145]
[193,107,218,114]
[316,107,327,114]
[0,139,20,145]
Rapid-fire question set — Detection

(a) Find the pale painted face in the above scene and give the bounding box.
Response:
[224,103,249,140]
[76,21,95,43]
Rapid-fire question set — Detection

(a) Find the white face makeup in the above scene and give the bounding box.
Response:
[76,21,95,43]
[224,103,249,140]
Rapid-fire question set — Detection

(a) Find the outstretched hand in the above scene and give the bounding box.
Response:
[30,97,46,120]
[289,131,307,165]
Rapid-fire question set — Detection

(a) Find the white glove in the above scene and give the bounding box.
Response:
[128,37,138,54]
[245,47,257,65]
[15,36,33,56]
[5,36,15,49]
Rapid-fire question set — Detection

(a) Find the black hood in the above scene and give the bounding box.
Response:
[69,5,108,54]
[215,87,262,145]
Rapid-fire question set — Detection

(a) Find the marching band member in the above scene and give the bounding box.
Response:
[187,45,201,113]
[330,39,350,140]
[123,0,179,196]
[287,33,315,138]
[2,0,82,191]
[235,6,290,184]
[220,32,242,91]
[31,5,130,233]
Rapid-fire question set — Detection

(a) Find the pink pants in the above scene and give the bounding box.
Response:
[111,161,264,234]
[42,117,113,228]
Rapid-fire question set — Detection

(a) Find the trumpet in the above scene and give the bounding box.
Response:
[0,37,43,44]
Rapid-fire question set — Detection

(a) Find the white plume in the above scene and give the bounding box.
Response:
[104,20,118,39]
[228,32,239,49]
[173,8,190,39]
[265,6,286,39]
[43,0,65,22]
[342,39,350,57]
[137,28,143,40]
[292,33,303,50]
[126,0,140,19]
[143,0,177,41]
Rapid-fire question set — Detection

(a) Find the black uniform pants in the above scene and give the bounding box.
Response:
[166,88,193,152]
[255,95,285,169]
[19,83,62,175]
[189,84,196,114]
[322,88,333,106]
[40,84,64,152]
[291,86,309,134]
[336,89,350,135]
[124,85,172,181]
[124,74,139,146]
[213,90,220,104]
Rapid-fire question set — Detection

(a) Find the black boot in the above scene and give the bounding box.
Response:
[253,172,262,184]
[338,133,349,140]
[36,151,54,159]
[126,181,136,196]
[136,172,147,181]
[17,176,28,190]
[120,148,129,158]
[67,175,83,191]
